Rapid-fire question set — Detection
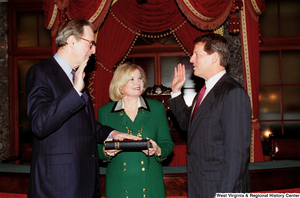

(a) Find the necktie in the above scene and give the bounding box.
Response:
[71,69,89,115]
[191,84,206,122]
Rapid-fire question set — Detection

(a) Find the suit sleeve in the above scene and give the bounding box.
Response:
[95,121,114,144]
[26,65,86,139]
[166,94,193,131]
[154,103,175,162]
[97,106,111,161]
[218,87,252,192]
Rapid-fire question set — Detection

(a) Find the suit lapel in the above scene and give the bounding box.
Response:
[187,74,229,148]
[50,57,74,91]
[50,57,93,127]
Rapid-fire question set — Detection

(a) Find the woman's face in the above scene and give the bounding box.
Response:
[121,69,144,98]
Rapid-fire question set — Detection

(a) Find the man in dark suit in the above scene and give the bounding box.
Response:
[167,34,252,198]
[25,19,140,198]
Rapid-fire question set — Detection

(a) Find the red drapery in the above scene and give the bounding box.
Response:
[93,0,211,118]
[240,0,265,162]
[42,0,265,162]
[175,0,232,30]
[91,11,139,111]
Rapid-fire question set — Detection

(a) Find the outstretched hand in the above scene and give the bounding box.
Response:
[171,63,186,93]
[111,131,142,141]
[73,58,89,92]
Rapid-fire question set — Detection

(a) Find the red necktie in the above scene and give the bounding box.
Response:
[191,84,206,122]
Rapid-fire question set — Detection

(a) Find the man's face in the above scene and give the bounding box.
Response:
[189,42,212,80]
[74,26,96,67]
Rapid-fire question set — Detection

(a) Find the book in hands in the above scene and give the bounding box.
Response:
[104,139,150,151]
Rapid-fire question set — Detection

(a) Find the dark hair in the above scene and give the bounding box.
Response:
[194,34,230,67]
[55,19,94,48]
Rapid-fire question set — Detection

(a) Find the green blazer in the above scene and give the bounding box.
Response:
[98,97,174,198]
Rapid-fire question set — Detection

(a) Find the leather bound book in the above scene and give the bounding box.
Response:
[105,139,150,151]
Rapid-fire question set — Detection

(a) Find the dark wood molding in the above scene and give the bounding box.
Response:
[260,36,300,51]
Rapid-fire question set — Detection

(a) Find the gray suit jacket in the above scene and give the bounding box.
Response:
[26,56,113,198]
[167,73,252,198]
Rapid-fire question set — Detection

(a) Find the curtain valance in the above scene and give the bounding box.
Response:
[176,0,232,30]
[111,0,185,32]
[43,0,112,34]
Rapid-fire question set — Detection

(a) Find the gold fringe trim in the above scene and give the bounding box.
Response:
[176,0,233,30]
[116,33,140,69]
[98,10,191,71]
[182,0,214,21]
[250,0,262,15]
[214,26,224,36]
[172,25,191,57]
[89,0,108,23]
[87,70,96,106]
[250,129,254,162]
[46,3,58,30]
[240,0,255,162]
[95,61,114,73]
[110,10,138,34]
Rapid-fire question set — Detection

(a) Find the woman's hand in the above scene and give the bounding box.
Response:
[142,139,161,157]
[103,138,121,157]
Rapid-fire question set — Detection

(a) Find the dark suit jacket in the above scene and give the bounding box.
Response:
[25,56,113,198]
[167,73,252,198]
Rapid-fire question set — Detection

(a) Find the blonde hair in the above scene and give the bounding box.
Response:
[109,62,147,101]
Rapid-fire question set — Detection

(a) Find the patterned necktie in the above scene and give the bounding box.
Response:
[191,84,206,122]
[71,69,89,115]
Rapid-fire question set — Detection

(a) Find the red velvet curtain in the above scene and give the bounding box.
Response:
[91,12,138,116]
[175,0,232,30]
[43,0,113,52]
[111,0,184,32]
[93,0,215,115]
[175,21,210,55]
[240,0,265,162]
[42,0,265,162]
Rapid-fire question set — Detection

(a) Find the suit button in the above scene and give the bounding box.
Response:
[141,168,145,171]
[92,154,95,158]
[123,169,126,172]
[187,151,190,155]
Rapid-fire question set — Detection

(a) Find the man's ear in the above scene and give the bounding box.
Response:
[211,52,219,65]
[66,35,77,49]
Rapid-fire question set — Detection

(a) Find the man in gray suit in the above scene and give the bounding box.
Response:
[26,19,140,198]
[167,33,252,198]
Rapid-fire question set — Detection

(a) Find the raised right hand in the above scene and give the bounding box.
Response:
[171,63,186,93]
[73,58,89,92]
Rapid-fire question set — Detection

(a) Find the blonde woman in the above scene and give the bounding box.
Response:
[98,62,174,198]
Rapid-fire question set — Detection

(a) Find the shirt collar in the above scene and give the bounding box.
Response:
[53,53,73,83]
[112,96,150,112]
[205,70,226,95]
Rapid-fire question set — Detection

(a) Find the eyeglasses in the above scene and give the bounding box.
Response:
[80,37,96,49]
